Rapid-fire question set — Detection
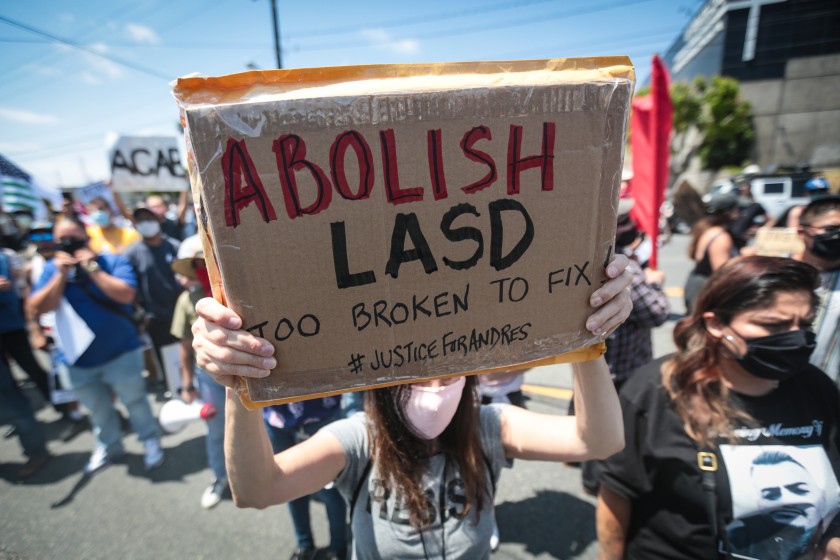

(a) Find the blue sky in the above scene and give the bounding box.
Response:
[0,0,700,187]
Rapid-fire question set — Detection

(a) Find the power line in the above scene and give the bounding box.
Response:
[286,0,562,39]
[0,15,171,81]
[285,0,656,53]
[0,0,165,82]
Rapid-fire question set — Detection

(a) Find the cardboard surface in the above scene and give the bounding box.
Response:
[754,227,805,257]
[173,59,634,406]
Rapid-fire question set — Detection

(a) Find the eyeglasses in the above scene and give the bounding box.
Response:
[800,223,840,235]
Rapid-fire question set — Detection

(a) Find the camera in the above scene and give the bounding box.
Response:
[58,237,86,254]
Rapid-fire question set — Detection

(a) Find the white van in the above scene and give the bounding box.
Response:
[709,172,813,219]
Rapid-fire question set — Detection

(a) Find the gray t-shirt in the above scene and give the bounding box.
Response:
[323,404,509,560]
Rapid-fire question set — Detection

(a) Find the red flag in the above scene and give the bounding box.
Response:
[629,55,672,269]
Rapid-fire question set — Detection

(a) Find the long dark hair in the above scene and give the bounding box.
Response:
[663,256,821,447]
[365,375,487,528]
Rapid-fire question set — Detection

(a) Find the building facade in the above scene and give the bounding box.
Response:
[662,0,840,168]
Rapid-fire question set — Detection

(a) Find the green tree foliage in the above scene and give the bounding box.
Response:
[667,75,754,170]
[698,76,754,170]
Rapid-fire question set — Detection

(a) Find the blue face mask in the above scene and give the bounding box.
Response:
[90,210,110,227]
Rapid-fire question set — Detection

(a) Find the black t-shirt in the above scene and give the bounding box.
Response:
[599,356,840,560]
[123,237,182,321]
[161,218,183,241]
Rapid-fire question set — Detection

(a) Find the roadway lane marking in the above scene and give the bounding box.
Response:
[522,383,573,400]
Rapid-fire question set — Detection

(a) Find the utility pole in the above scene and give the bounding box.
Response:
[270,0,282,69]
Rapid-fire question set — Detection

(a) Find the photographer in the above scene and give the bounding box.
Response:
[28,216,164,475]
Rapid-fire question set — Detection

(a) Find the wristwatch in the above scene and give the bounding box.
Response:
[82,260,101,273]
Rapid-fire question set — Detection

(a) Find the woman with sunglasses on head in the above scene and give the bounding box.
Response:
[597,256,840,560]
[191,256,633,559]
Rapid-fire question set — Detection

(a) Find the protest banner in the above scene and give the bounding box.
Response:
[109,136,189,192]
[172,58,635,407]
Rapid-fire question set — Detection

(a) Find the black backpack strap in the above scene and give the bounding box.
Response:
[349,458,373,524]
[697,450,733,559]
[75,273,138,326]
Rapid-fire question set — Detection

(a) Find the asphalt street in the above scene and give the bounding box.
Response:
[0,234,692,560]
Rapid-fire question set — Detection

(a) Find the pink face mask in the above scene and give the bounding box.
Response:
[404,376,466,440]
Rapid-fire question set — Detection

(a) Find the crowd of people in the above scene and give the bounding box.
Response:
[1,177,838,559]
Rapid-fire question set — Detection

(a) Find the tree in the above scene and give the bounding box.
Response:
[697,76,754,170]
[666,75,754,173]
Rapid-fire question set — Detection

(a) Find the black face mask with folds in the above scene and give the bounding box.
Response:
[809,229,840,260]
[727,329,816,381]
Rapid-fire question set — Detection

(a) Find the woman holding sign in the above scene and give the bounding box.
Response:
[191,256,633,559]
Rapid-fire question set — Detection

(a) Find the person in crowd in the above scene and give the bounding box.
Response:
[774,177,833,229]
[730,180,769,249]
[28,216,164,474]
[189,255,632,559]
[124,206,183,389]
[169,248,228,509]
[0,357,50,479]
[683,190,740,314]
[579,205,670,496]
[263,398,348,560]
[145,194,185,241]
[794,195,839,381]
[1,231,85,439]
[606,204,670,390]
[596,256,840,559]
[85,197,140,255]
[21,221,87,439]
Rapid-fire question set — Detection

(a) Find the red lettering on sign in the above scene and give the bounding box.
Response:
[330,131,374,201]
[380,129,424,205]
[427,129,448,201]
[506,122,555,195]
[273,134,333,219]
[222,138,277,228]
[460,125,497,194]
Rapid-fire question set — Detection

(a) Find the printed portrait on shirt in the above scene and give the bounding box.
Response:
[720,444,840,560]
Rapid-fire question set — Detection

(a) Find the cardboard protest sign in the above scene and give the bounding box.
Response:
[109,136,188,192]
[74,181,120,215]
[172,58,634,407]
[754,227,804,257]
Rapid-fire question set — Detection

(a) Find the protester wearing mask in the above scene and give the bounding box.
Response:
[189,255,633,559]
[596,256,840,560]
[145,194,185,241]
[28,217,164,474]
[577,201,669,495]
[124,206,183,389]
[85,197,140,255]
[795,195,840,381]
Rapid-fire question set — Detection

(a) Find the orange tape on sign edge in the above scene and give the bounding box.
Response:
[172,57,635,107]
[234,342,607,410]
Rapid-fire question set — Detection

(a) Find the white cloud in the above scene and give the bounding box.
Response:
[360,28,420,55]
[84,44,123,79]
[0,107,60,125]
[81,71,102,85]
[126,23,160,45]
[0,141,42,153]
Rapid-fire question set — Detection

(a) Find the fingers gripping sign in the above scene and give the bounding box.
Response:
[192,298,276,388]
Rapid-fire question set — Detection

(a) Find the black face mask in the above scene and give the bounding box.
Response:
[616,228,640,249]
[809,229,840,260]
[727,329,816,381]
[58,237,86,254]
